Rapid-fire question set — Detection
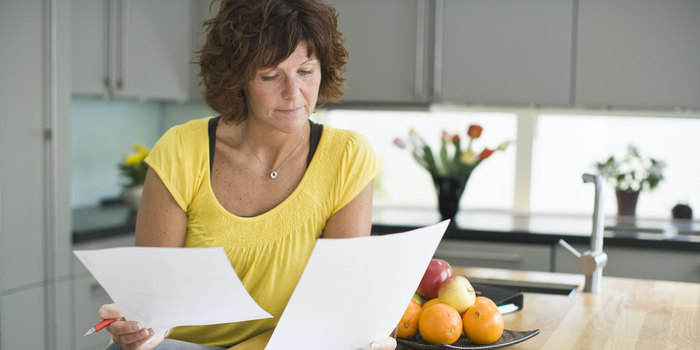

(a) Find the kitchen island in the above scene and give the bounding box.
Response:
[448,267,700,350]
[228,267,700,350]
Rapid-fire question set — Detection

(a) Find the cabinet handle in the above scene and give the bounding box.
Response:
[118,0,129,90]
[108,0,118,94]
[432,0,443,98]
[436,249,523,262]
[414,0,426,97]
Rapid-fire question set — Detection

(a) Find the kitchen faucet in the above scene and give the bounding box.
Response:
[559,174,608,293]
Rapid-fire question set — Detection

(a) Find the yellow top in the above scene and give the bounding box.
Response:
[144,117,383,347]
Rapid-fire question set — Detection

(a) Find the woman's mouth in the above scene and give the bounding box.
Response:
[277,107,303,115]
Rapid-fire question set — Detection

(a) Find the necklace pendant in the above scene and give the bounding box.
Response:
[270,171,278,179]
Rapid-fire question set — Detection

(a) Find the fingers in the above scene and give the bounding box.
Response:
[108,320,155,350]
[370,337,397,350]
[98,303,123,320]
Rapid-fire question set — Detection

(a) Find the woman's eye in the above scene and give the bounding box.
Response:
[299,70,314,76]
[261,75,277,82]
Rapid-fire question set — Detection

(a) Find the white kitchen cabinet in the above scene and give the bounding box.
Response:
[554,243,700,283]
[326,0,429,103]
[439,0,574,106]
[575,0,700,109]
[434,239,551,272]
[72,0,194,101]
[326,0,573,107]
[72,234,135,350]
[1,0,73,349]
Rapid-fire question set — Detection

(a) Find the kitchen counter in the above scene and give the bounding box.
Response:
[73,205,700,252]
[228,267,700,349]
[371,208,700,252]
[446,267,700,350]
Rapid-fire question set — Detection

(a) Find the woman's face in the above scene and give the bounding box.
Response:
[244,43,321,134]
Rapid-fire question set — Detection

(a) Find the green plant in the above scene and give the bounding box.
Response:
[395,125,510,180]
[595,145,666,192]
[118,143,150,188]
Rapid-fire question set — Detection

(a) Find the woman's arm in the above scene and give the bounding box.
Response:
[321,179,397,349]
[135,167,188,247]
[322,179,374,239]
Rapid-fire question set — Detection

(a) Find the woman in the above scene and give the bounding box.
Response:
[99,0,395,349]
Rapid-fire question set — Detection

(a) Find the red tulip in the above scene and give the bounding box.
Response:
[467,125,483,139]
[479,148,495,160]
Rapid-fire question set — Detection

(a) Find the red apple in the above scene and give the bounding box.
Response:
[417,259,453,299]
[438,275,476,314]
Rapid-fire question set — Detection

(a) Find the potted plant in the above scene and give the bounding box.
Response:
[595,145,666,217]
[395,125,510,222]
[118,143,150,210]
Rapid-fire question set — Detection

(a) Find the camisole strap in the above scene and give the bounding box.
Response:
[208,117,323,174]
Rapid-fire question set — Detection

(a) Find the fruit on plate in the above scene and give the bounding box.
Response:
[422,298,440,310]
[463,303,504,345]
[411,293,424,307]
[417,259,453,299]
[418,303,463,345]
[397,300,423,338]
[474,296,498,309]
[438,275,476,314]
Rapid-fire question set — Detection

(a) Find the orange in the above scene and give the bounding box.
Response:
[462,303,504,345]
[397,300,422,338]
[422,298,440,310]
[474,296,498,309]
[418,303,463,345]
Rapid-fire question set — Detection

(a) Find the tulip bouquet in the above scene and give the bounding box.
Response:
[118,143,150,188]
[395,125,510,181]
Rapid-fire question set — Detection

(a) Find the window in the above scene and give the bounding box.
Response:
[317,109,517,211]
[531,114,700,219]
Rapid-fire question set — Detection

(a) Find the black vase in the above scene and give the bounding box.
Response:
[616,189,640,217]
[432,175,469,222]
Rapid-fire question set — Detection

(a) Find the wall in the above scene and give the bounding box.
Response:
[71,98,213,207]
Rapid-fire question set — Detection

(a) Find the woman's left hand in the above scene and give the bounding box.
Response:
[369,336,397,350]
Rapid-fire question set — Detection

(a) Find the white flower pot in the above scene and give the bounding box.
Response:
[122,185,144,210]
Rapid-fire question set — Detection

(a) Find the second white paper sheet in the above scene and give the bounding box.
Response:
[265,220,450,350]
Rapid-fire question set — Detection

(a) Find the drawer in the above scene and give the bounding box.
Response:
[434,239,551,272]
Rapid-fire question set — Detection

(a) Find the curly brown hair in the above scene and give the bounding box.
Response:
[196,0,348,124]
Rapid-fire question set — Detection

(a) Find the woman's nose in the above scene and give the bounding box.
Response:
[282,77,301,100]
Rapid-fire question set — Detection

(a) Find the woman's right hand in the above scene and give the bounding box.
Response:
[99,303,165,350]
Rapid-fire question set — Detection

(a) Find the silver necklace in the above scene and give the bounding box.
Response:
[243,126,305,179]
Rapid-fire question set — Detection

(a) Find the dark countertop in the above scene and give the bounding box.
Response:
[72,205,700,251]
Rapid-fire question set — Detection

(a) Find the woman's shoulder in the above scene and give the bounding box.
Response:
[156,117,213,147]
[319,124,373,152]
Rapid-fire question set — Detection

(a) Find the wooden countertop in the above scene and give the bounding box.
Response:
[448,267,700,350]
[229,267,700,350]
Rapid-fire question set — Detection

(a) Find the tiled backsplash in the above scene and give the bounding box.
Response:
[71,97,212,207]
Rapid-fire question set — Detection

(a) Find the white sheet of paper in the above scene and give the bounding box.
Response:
[74,247,272,339]
[265,220,450,350]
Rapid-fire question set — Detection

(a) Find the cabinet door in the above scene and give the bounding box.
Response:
[576,0,700,109]
[74,276,115,350]
[118,0,192,101]
[72,0,110,96]
[326,0,429,103]
[71,0,193,101]
[439,0,574,106]
[434,239,551,272]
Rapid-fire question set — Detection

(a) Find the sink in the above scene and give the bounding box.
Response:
[467,278,578,296]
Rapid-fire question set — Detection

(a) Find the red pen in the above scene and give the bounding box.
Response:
[84,318,117,336]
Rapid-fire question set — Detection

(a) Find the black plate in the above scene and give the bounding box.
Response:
[397,329,540,349]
